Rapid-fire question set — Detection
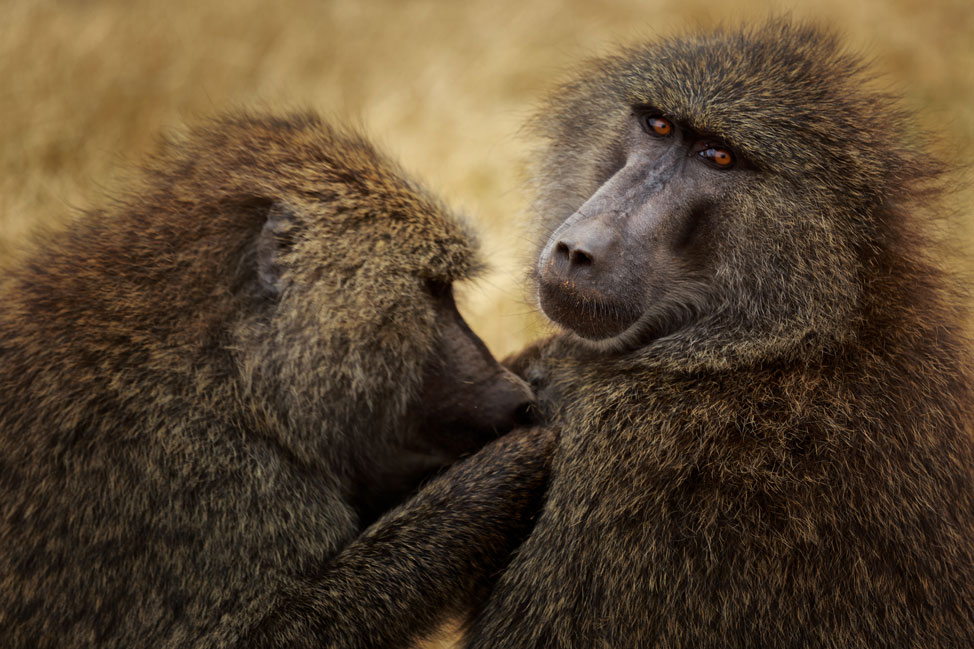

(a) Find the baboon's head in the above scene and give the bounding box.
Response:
[147,115,532,468]
[530,20,936,366]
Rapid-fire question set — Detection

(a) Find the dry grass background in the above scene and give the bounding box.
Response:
[1,0,971,646]
[2,0,972,358]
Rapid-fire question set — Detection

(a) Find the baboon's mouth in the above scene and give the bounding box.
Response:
[538,279,640,340]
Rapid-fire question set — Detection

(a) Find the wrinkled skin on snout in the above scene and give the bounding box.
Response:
[537,108,748,345]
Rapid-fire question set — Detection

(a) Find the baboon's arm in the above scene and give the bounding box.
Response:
[246,425,556,649]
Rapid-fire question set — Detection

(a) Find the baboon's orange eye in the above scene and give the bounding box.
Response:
[699,146,736,169]
[645,116,674,137]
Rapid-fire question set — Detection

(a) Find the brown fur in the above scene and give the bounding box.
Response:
[464,20,974,648]
[0,113,553,648]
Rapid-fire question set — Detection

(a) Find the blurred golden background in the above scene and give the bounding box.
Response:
[2,0,971,360]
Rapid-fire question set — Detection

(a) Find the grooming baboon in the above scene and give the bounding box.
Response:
[0,113,554,649]
[464,21,974,648]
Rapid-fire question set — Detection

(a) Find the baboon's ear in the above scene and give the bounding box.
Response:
[255,201,297,295]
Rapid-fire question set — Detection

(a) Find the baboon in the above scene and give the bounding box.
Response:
[464,20,974,648]
[0,113,555,649]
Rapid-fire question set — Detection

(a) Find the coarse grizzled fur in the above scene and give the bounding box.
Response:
[465,19,974,649]
[0,113,553,649]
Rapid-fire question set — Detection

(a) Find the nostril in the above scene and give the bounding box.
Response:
[553,241,595,270]
[571,249,593,267]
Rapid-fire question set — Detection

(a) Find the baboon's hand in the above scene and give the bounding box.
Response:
[503,337,570,426]
[501,337,555,382]
[446,424,558,491]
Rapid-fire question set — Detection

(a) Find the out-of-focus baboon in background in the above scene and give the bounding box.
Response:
[0,113,554,649]
[466,19,974,649]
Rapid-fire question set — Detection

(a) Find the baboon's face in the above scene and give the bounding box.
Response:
[529,24,904,359]
[537,109,748,344]
[413,281,534,456]
[251,198,532,451]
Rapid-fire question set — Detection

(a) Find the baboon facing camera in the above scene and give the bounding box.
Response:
[466,20,974,648]
[0,113,553,649]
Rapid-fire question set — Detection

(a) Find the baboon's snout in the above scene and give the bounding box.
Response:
[482,369,537,432]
